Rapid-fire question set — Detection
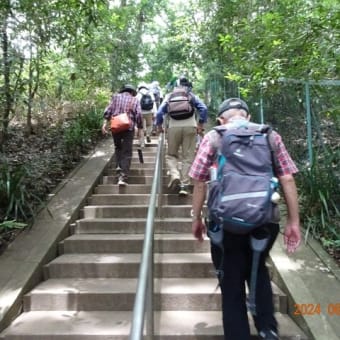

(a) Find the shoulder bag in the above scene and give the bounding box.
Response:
[110,101,133,134]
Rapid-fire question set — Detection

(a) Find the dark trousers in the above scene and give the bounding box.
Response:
[211,223,279,340]
[112,129,134,180]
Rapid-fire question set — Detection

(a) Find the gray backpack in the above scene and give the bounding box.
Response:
[167,88,194,120]
[207,122,279,235]
[206,122,279,316]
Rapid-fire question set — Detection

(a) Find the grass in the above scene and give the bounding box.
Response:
[297,147,340,252]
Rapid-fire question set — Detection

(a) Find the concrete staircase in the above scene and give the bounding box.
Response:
[0,138,308,339]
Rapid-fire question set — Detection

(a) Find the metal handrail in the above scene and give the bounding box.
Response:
[130,132,165,340]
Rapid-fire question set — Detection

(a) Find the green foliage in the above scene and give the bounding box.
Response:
[297,147,340,250]
[0,158,36,221]
[202,0,339,89]
[0,220,27,233]
[62,108,103,158]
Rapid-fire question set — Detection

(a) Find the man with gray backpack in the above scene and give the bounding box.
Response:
[156,76,207,196]
[189,98,301,340]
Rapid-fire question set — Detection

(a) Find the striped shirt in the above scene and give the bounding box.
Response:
[189,128,298,182]
[103,92,143,130]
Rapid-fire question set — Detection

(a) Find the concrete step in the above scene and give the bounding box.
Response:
[88,193,192,205]
[105,168,166,176]
[0,311,308,339]
[130,161,158,168]
[132,142,158,149]
[83,205,150,218]
[94,184,179,194]
[82,205,191,219]
[24,278,219,312]
[102,175,167,185]
[43,253,215,279]
[74,217,192,234]
[61,233,210,254]
[23,278,287,313]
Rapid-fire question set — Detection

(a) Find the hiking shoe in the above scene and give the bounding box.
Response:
[118,178,128,186]
[259,330,279,340]
[146,135,151,143]
[168,177,180,190]
[179,185,188,196]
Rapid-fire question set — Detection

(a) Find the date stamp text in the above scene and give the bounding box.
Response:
[294,303,340,316]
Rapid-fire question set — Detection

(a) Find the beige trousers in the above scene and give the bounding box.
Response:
[139,112,154,145]
[166,125,197,185]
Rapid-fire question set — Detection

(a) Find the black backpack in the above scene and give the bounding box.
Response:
[167,88,194,120]
[140,92,154,111]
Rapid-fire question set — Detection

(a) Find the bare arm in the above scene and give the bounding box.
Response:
[279,174,301,253]
[191,179,207,242]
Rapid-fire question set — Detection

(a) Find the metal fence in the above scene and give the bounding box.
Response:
[204,77,340,168]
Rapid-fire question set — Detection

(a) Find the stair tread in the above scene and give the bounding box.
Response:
[64,233,205,241]
[77,217,192,222]
[28,278,219,294]
[48,253,212,264]
[28,277,284,296]
[0,311,308,339]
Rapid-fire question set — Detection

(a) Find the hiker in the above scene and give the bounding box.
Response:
[136,83,157,147]
[150,80,163,108]
[102,84,143,186]
[150,80,163,135]
[156,76,208,196]
[189,98,301,340]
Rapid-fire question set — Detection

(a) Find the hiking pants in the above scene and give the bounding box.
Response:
[166,125,197,185]
[112,129,134,180]
[210,223,279,340]
[141,112,154,137]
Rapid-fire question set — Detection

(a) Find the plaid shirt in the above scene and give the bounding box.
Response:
[103,92,143,130]
[189,128,298,182]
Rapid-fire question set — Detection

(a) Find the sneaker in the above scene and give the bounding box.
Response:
[168,177,180,190]
[146,135,151,143]
[118,178,128,186]
[179,185,188,196]
[259,330,279,340]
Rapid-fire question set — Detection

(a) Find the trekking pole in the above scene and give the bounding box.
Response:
[247,233,270,316]
[137,148,144,163]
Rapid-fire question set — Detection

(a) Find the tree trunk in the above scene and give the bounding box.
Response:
[0,1,12,146]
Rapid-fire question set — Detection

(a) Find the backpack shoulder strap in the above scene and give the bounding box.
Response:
[265,127,280,177]
[248,123,280,176]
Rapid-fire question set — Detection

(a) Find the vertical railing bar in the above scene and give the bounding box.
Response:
[304,81,313,165]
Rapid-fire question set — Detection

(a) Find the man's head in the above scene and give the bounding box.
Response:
[177,76,190,87]
[217,98,250,124]
[119,84,137,96]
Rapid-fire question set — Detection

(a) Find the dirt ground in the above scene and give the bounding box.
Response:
[0,124,102,254]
